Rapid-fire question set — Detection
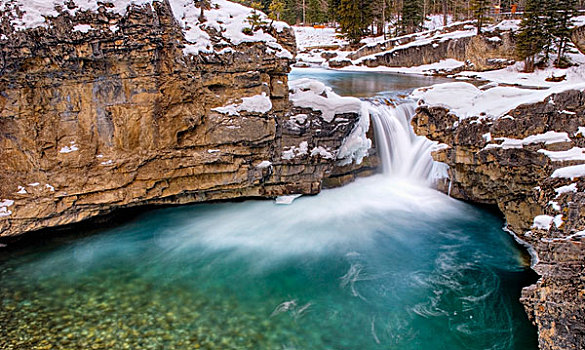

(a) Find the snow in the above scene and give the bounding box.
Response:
[100,160,114,166]
[310,146,335,159]
[207,149,220,154]
[486,20,520,32]
[336,102,371,165]
[549,201,561,211]
[293,26,347,50]
[59,143,79,153]
[0,199,14,218]
[532,215,554,230]
[553,214,564,228]
[551,164,585,180]
[575,127,585,137]
[212,92,272,116]
[1,0,154,31]
[282,141,308,160]
[45,184,55,192]
[288,79,362,122]
[413,82,585,120]
[288,78,371,165]
[340,59,465,76]
[275,194,302,205]
[564,231,585,240]
[256,160,272,168]
[2,0,292,59]
[73,24,93,33]
[484,132,571,150]
[355,29,476,66]
[555,183,578,197]
[169,0,291,57]
[424,14,453,31]
[456,56,585,89]
[16,186,27,194]
[28,182,40,187]
[538,147,585,162]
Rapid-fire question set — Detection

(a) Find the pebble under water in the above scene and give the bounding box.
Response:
[0,175,537,349]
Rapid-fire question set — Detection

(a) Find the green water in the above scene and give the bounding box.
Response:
[0,176,537,349]
[289,68,456,98]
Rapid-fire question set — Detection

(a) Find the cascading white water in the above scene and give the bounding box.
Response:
[368,100,448,184]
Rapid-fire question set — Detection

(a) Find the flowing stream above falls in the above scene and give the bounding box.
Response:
[0,69,537,349]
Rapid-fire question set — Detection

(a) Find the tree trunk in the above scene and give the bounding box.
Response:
[557,38,566,67]
[524,55,535,73]
[443,0,448,26]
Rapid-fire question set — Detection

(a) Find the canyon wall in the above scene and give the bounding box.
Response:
[0,0,376,239]
[357,31,516,72]
[412,90,585,350]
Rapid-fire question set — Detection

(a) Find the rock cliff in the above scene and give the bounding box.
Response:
[356,30,516,72]
[412,88,585,350]
[0,0,376,239]
[297,21,517,72]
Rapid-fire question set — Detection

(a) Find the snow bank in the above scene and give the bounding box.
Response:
[532,215,553,230]
[538,147,585,161]
[340,59,465,75]
[288,78,371,165]
[555,183,578,197]
[486,20,520,32]
[457,53,585,89]
[212,92,272,116]
[289,79,362,122]
[484,132,571,150]
[552,164,585,180]
[412,82,585,120]
[293,26,347,50]
[169,0,291,57]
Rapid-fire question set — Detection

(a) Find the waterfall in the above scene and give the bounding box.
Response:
[367,100,448,184]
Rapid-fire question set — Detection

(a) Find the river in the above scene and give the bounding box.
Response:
[0,68,538,349]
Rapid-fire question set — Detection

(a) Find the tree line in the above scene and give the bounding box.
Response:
[517,0,581,71]
[233,0,584,71]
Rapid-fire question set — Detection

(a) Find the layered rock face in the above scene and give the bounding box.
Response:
[413,90,585,350]
[358,31,516,72]
[0,0,375,238]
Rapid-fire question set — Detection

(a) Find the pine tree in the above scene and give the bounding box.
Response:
[338,0,371,44]
[281,0,302,24]
[470,0,491,34]
[269,0,285,20]
[516,0,548,72]
[307,0,328,23]
[550,0,578,67]
[245,2,268,34]
[401,0,423,34]
[328,0,341,22]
